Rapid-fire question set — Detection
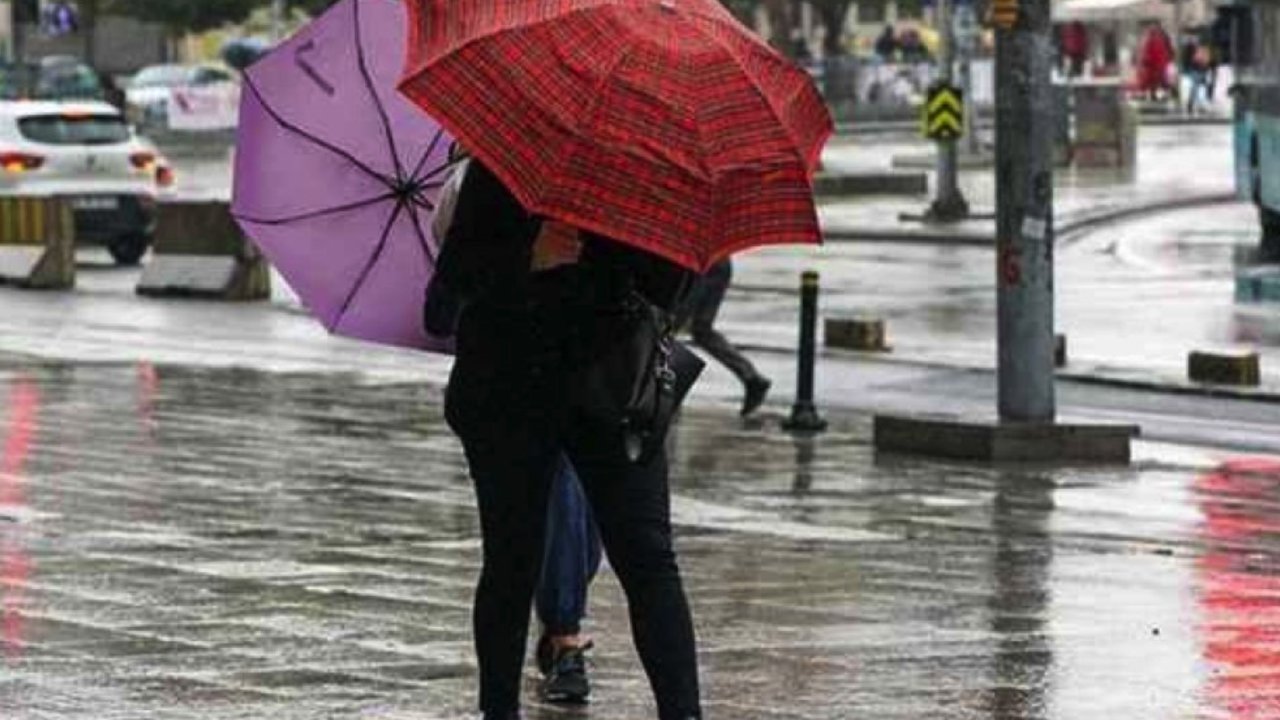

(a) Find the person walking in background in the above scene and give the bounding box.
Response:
[875,25,898,62]
[682,259,771,417]
[1060,21,1089,78]
[1181,34,1210,114]
[899,27,928,63]
[1138,22,1176,101]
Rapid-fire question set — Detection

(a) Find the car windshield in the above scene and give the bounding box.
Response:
[33,65,103,101]
[132,66,192,88]
[18,114,131,145]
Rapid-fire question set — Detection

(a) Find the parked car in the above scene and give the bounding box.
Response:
[0,100,173,265]
[125,64,237,133]
[0,58,105,102]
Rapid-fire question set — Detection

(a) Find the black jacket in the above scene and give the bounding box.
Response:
[424,161,693,338]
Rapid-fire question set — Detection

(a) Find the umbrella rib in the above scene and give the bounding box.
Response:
[233,191,397,226]
[333,199,405,330]
[407,127,446,184]
[243,74,390,186]
[404,201,437,268]
[353,0,406,183]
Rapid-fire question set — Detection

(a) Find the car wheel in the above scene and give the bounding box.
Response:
[107,233,149,266]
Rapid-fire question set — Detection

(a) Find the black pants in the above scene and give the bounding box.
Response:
[445,304,701,720]
[687,260,762,386]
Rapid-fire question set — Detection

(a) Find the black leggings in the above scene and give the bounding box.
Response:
[445,314,701,719]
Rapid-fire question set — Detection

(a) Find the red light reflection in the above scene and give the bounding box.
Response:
[1197,459,1280,718]
[1,378,38,662]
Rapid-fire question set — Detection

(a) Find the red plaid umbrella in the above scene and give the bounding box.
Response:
[399,0,833,272]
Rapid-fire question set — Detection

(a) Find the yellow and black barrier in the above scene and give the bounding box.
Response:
[136,200,270,301]
[825,316,890,352]
[0,196,76,290]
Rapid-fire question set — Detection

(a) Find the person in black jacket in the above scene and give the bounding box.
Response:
[424,160,702,720]
[682,259,772,416]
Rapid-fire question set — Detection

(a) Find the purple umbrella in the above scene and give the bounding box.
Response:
[232,0,455,352]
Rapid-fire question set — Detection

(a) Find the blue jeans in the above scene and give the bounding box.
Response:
[536,455,602,636]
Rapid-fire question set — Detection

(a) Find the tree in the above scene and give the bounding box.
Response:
[288,0,343,15]
[810,0,853,57]
[720,0,761,27]
[762,0,796,56]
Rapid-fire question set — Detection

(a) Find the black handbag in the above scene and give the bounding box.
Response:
[576,291,705,463]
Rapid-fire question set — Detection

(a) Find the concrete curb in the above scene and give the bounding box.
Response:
[835,114,1229,136]
[815,171,927,197]
[733,340,1280,406]
[823,191,1240,245]
[1057,368,1280,404]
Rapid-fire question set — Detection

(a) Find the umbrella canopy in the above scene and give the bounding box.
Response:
[232,0,456,352]
[399,0,833,273]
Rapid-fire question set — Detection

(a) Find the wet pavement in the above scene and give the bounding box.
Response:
[724,200,1280,390]
[818,124,1237,239]
[156,123,1280,396]
[4,114,1280,718]
[2,355,1280,719]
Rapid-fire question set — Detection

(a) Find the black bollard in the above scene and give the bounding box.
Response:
[783,271,828,433]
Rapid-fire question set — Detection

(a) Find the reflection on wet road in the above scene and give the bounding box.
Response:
[0,357,1277,718]
[728,200,1280,384]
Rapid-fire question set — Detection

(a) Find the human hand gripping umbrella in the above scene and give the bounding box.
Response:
[232,0,457,352]
[398,0,834,273]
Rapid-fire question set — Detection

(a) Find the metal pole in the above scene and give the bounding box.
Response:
[927,0,970,221]
[271,0,286,43]
[957,3,981,156]
[10,0,24,63]
[995,0,1056,422]
[783,271,827,433]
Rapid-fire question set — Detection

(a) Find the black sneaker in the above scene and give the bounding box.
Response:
[741,376,771,416]
[539,643,591,704]
[535,633,554,676]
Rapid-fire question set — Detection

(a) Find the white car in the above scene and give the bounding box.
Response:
[0,100,173,265]
[126,64,237,133]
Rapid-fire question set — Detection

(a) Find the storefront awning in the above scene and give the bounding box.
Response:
[1053,0,1172,22]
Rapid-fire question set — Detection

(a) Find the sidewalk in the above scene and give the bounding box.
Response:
[1,353,1277,719]
[818,124,1237,243]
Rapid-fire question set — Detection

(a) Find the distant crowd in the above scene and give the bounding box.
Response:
[1056,17,1231,114]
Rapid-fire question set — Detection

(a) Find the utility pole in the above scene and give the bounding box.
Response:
[9,0,25,63]
[955,1,981,156]
[871,0,1134,463]
[994,0,1055,421]
[926,0,970,222]
[271,0,286,43]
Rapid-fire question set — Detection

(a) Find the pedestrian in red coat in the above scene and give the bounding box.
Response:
[1061,21,1089,77]
[1138,24,1175,100]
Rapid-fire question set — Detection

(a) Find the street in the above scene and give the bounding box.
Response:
[4,86,1280,720]
[2,355,1279,719]
[5,0,1280,716]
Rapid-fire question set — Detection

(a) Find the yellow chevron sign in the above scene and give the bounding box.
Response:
[922,83,964,141]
